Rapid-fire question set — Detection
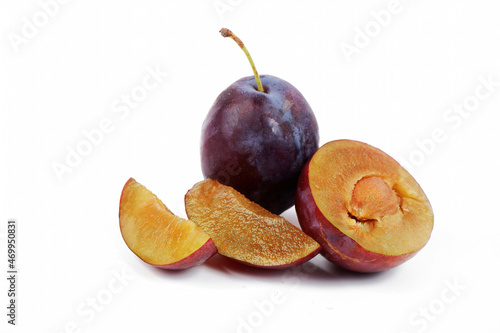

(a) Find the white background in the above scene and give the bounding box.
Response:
[1,1,499,332]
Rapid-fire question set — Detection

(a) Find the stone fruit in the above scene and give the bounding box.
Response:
[119,178,217,269]
[201,28,319,214]
[295,140,434,272]
[185,179,321,269]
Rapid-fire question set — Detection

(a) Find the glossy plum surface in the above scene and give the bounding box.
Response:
[201,75,319,214]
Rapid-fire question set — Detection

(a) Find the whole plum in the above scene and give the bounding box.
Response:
[201,74,318,214]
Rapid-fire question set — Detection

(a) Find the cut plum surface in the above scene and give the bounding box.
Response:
[185,179,321,268]
[296,140,434,272]
[119,178,217,270]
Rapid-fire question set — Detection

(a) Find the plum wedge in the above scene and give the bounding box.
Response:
[185,179,321,269]
[119,178,217,270]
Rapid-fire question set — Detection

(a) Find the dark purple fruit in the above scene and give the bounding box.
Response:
[200,29,319,214]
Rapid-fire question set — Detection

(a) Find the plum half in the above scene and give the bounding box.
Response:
[295,140,434,272]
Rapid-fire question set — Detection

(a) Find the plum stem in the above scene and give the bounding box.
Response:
[220,28,264,93]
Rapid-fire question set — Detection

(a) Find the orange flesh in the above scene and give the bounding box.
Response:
[309,140,433,256]
[119,178,212,266]
[185,179,320,267]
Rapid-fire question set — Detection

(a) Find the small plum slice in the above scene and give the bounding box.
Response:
[185,179,321,269]
[296,140,434,272]
[119,178,217,270]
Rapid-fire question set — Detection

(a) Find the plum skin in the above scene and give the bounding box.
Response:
[201,75,319,214]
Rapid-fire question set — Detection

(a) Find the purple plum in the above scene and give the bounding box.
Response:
[201,74,319,214]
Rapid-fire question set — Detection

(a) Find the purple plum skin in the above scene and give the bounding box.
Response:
[201,75,319,214]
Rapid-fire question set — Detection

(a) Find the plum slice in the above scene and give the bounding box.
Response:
[185,179,321,269]
[119,178,217,270]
